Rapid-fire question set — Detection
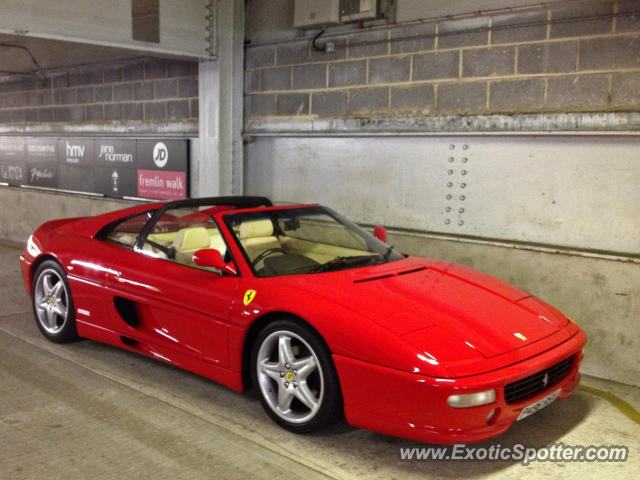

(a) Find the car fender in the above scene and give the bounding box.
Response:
[230,278,454,378]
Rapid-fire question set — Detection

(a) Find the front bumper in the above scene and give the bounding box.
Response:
[333,327,586,444]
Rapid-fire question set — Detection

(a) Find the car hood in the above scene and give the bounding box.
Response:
[276,257,568,360]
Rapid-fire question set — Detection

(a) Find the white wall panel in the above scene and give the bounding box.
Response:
[0,0,211,57]
[245,135,640,255]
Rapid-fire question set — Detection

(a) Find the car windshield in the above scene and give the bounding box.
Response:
[224,206,404,277]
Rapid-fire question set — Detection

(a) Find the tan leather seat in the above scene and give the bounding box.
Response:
[238,219,281,265]
[110,232,138,246]
[207,228,227,257]
[173,227,211,265]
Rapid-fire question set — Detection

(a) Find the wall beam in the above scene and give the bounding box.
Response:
[195,0,244,196]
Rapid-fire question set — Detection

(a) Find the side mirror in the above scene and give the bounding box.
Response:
[373,225,387,243]
[193,249,237,275]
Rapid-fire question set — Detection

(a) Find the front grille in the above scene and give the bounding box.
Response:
[504,355,575,404]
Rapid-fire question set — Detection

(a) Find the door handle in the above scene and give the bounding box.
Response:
[110,272,160,293]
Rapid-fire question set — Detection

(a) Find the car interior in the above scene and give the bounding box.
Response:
[106,208,375,275]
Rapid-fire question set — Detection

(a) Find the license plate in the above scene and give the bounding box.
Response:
[517,389,560,421]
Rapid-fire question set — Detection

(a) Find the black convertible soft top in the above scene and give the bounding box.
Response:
[162,196,273,210]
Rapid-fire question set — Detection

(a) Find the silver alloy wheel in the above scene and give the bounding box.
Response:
[34,268,69,335]
[256,330,324,424]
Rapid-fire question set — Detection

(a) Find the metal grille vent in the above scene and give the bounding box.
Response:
[504,355,575,404]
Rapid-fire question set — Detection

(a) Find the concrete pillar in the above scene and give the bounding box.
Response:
[195,0,245,197]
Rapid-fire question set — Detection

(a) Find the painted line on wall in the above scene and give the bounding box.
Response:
[380,226,640,265]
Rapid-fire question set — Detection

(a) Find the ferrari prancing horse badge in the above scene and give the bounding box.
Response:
[244,289,257,306]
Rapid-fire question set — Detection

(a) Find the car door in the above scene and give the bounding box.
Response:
[69,209,155,333]
[101,208,241,368]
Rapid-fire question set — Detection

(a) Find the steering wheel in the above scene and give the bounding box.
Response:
[252,247,287,267]
[144,239,176,259]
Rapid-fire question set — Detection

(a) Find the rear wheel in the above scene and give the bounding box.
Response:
[32,260,78,343]
[251,318,342,433]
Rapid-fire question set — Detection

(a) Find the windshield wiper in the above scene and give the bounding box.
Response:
[310,255,379,273]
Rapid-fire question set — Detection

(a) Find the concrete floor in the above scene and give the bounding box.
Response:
[0,244,638,480]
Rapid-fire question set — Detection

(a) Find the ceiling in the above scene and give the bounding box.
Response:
[0,33,178,79]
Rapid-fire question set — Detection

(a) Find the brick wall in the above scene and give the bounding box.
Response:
[244,1,640,121]
[0,58,198,126]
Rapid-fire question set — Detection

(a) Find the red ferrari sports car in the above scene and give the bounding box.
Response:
[20,196,586,444]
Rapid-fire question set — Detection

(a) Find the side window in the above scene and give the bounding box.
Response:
[141,206,230,268]
[104,211,152,247]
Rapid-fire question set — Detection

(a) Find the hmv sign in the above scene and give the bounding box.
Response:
[0,136,189,200]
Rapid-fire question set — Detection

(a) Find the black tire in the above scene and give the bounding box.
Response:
[251,317,342,433]
[32,260,79,343]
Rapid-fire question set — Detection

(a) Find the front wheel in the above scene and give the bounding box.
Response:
[251,318,342,433]
[32,260,78,343]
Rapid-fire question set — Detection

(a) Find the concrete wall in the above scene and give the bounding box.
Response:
[0,187,138,244]
[0,56,198,240]
[244,133,640,386]
[244,0,640,121]
[243,1,640,386]
[244,134,640,255]
[0,58,198,127]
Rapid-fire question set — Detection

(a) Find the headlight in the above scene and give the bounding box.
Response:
[447,389,496,408]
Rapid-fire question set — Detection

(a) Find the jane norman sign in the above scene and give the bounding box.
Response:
[0,137,189,200]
